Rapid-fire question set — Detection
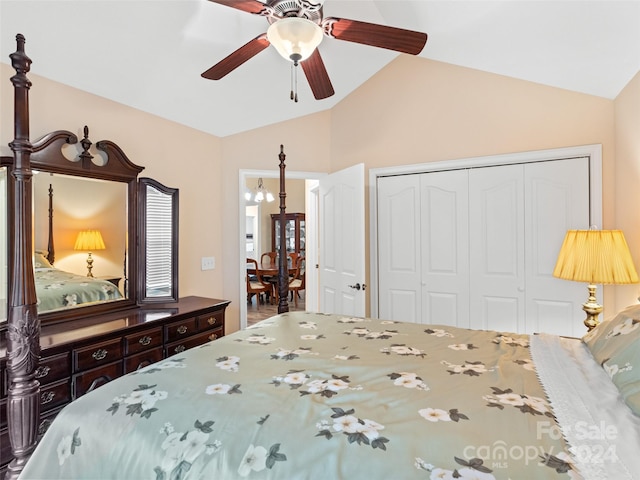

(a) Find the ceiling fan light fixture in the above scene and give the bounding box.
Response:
[267,17,323,65]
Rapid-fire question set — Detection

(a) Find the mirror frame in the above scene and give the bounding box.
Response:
[4,128,144,324]
[138,177,179,303]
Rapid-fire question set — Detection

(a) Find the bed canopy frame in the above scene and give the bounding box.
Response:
[3,34,291,478]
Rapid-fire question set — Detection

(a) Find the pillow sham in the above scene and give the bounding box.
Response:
[582,304,640,364]
[584,304,640,416]
[34,250,53,269]
[601,341,640,416]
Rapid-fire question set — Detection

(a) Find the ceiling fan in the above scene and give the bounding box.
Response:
[201,0,428,101]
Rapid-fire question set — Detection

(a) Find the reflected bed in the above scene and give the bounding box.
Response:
[34,251,122,311]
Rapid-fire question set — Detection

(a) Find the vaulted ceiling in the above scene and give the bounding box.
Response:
[1,1,638,137]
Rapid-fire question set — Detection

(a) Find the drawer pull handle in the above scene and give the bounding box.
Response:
[41,391,55,404]
[177,325,188,335]
[139,336,152,346]
[92,349,108,361]
[38,419,53,435]
[174,345,186,354]
[35,365,51,379]
[87,375,112,393]
[208,333,218,341]
[206,316,216,325]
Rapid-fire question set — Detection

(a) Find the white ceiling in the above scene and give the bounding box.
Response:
[1,1,639,138]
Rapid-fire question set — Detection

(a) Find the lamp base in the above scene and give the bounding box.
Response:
[86,252,94,277]
[582,283,603,331]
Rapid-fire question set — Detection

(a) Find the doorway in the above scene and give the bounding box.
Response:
[239,169,322,329]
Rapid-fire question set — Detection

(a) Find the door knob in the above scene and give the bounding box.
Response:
[348,283,366,291]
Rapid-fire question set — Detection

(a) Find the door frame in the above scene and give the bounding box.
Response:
[238,169,325,329]
[368,144,603,319]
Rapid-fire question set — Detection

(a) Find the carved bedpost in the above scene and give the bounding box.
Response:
[47,183,54,265]
[6,33,41,480]
[277,145,289,314]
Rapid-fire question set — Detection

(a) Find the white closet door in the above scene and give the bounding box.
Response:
[420,170,470,327]
[377,174,422,322]
[524,158,590,337]
[376,157,591,336]
[469,165,525,332]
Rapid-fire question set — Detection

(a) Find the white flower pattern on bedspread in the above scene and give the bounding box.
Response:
[22,312,581,479]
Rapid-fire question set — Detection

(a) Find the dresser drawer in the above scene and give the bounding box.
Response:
[40,378,71,412]
[35,352,70,385]
[124,347,164,373]
[165,317,198,343]
[197,310,224,332]
[124,327,163,355]
[73,361,123,398]
[74,338,123,372]
[165,329,221,357]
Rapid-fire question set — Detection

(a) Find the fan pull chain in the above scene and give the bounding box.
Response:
[290,63,299,103]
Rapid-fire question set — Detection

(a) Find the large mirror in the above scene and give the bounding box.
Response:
[4,128,143,324]
[32,171,129,315]
[2,127,179,326]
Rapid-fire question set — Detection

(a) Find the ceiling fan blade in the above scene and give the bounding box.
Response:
[300,49,334,100]
[201,34,270,80]
[207,0,276,17]
[322,17,427,55]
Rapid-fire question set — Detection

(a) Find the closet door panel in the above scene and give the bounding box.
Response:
[420,171,469,327]
[524,157,590,337]
[469,165,525,331]
[377,175,421,322]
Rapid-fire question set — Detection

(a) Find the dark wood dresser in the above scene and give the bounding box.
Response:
[0,296,229,474]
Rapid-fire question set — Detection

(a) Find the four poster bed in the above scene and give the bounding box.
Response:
[3,35,640,480]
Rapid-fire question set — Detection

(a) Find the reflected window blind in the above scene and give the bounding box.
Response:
[146,185,172,295]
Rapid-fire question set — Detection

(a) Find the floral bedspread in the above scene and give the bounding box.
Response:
[35,267,122,311]
[20,312,579,479]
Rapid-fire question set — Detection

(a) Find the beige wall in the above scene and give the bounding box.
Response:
[3,55,638,332]
[614,71,640,311]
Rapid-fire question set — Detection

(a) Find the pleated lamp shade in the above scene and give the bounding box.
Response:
[553,230,638,284]
[74,230,106,252]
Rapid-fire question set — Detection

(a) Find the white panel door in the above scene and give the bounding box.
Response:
[420,170,470,327]
[319,164,365,317]
[377,174,421,322]
[376,157,591,335]
[469,165,525,332]
[524,158,590,337]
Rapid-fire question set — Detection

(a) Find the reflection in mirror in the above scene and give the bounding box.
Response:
[0,167,6,323]
[33,170,128,314]
[139,177,178,302]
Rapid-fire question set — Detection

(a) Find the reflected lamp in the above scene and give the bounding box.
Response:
[553,229,638,331]
[74,229,106,277]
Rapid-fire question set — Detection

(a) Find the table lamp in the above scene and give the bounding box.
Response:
[553,229,638,331]
[74,229,106,277]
